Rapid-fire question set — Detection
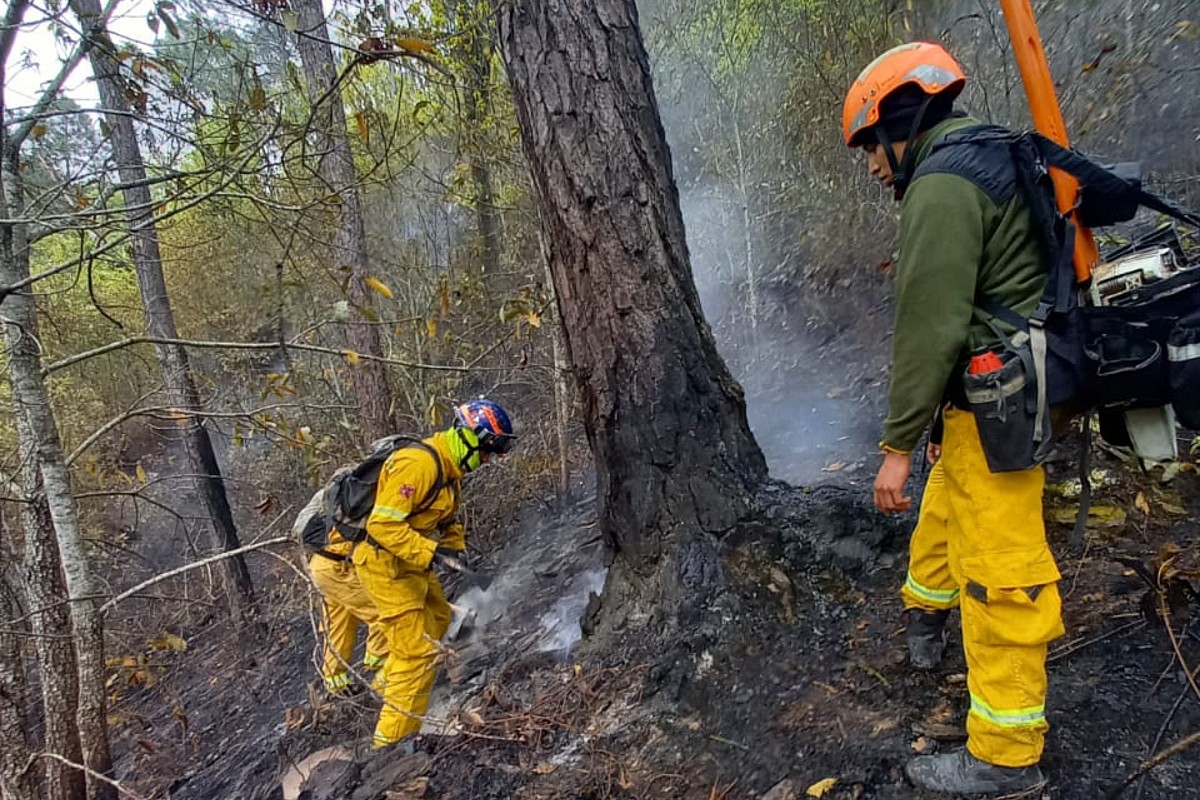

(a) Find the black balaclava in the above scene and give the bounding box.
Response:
[871,85,956,200]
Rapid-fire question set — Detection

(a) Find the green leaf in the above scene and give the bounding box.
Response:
[281,10,300,32]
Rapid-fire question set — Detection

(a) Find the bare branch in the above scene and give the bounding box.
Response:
[99,536,292,613]
[43,334,476,375]
[28,752,150,800]
[65,399,354,466]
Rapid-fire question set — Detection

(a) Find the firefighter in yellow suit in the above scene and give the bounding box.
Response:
[353,399,516,748]
[297,485,388,694]
[309,534,388,692]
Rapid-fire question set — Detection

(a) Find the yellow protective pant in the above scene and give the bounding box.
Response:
[309,553,388,691]
[902,407,1065,767]
[353,545,452,747]
[901,461,960,612]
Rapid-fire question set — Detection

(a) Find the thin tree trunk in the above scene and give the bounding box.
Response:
[292,0,393,442]
[70,0,257,617]
[0,511,36,800]
[0,12,39,794]
[458,0,503,276]
[19,488,85,800]
[499,0,767,628]
[3,142,111,800]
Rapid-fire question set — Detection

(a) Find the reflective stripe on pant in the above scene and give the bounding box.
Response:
[941,407,1065,767]
[901,461,960,612]
[310,554,388,689]
[352,544,452,747]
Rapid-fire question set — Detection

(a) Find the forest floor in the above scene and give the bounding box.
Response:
[102,431,1200,800]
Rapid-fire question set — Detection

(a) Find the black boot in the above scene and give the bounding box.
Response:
[906,749,1044,795]
[905,608,949,670]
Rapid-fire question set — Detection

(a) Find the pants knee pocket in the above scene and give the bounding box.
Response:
[960,550,1065,647]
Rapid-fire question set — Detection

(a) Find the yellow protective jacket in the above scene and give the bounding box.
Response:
[361,431,465,568]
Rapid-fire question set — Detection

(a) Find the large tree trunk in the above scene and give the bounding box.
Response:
[291,0,393,443]
[0,513,36,800]
[71,0,257,617]
[3,145,113,799]
[498,0,768,629]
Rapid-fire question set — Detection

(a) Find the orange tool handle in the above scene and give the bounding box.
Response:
[999,0,1099,282]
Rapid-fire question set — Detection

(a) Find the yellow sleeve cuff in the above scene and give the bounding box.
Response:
[879,442,911,456]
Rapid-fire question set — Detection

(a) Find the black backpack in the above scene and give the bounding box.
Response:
[296,436,445,561]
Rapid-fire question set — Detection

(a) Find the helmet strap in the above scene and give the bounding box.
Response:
[883,92,936,201]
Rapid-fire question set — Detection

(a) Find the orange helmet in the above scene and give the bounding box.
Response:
[842,42,966,147]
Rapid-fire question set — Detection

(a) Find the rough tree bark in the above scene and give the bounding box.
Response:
[71,0,257,618]
[0,513,36,800]
[291,0,393,442]
[498,0,768,629]
[1,161,89,800]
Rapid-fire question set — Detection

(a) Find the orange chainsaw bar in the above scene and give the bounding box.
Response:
[999,0,1100,282]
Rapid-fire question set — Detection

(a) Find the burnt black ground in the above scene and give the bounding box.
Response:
[105,444,1200,800]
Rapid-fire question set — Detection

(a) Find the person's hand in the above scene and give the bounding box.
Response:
[874,450,913,513]
[438,521,466,552]
[925,443,941,465]
[432,548,468,574]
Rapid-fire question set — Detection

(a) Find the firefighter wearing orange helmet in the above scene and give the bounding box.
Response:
[844,42,1063,795]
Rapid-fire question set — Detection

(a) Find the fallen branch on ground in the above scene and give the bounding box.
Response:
[1106,729,1200,799]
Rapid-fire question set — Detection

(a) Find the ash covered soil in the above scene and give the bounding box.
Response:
[106,445,1200,800]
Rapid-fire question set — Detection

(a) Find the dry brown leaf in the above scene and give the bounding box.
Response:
[384,776,428,799]
[1135,491,1150,516]
[531,763,556,775]
[617,768,634,790]
[870,718,898,736]
[284,705,307,731]
[148,632,187,652]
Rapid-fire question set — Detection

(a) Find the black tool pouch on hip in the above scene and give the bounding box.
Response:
[963,351,1040,473]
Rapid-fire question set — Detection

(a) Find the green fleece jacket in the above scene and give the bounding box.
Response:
[882,117,1046,452]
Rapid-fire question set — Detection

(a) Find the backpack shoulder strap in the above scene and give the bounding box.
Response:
[403,440,446,515]
[912,124,1022,205]
[367,436,448,516]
